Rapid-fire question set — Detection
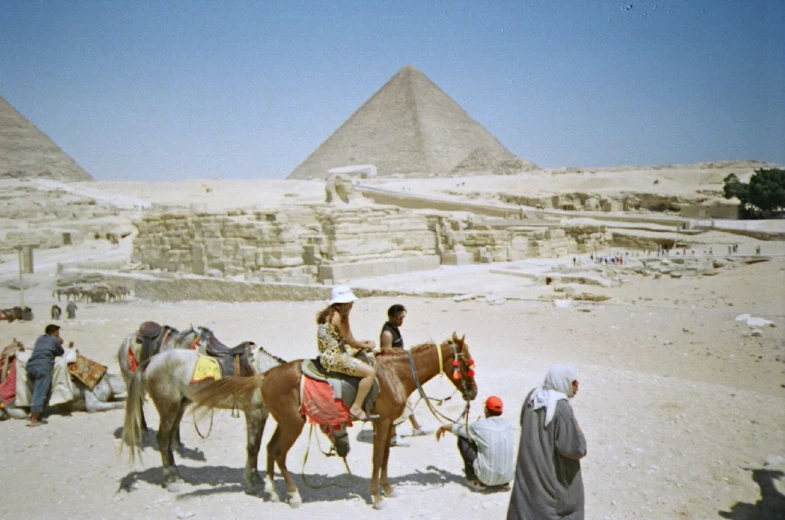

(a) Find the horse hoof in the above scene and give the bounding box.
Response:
[373,497,387,510]
[383,487,398,498]
[288,492,302,508]
[166,482,183,493]
[244,474,263,493]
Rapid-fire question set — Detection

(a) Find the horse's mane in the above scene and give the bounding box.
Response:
[375,340,441,358]
[254,344,287,364]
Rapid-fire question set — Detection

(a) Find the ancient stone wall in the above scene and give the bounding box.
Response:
[131,205,441,284]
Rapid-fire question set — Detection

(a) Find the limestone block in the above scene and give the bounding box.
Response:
[238,246,257,265]
[204,238,223,257]
[441,251,474,265]
[191,243,206,275]
[318,255,440,282]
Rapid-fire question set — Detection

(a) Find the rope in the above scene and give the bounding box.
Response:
[407,346,470,425]
[301,424,356,489]
[193,408,214,439]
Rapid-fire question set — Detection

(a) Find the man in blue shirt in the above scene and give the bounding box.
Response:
[27,324,65,427]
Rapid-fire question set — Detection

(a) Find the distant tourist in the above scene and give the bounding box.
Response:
[507,365,586,520]
[66,300,77,320]
[756,245,761,255]
[50,304,61,320]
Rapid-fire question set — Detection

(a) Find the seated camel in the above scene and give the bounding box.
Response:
[0,345,126,421]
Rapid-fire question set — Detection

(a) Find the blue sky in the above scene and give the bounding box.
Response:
[1,0,783,181]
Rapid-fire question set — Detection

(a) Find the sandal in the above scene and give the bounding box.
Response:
[26,422,43,428]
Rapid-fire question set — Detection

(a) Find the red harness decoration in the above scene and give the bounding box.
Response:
[0,362,17,404]
[127,346,139,373]
[300,376,350,426]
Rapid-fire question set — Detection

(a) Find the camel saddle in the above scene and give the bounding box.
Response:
[301,355,380,418]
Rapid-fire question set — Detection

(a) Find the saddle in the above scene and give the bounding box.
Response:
[136,321,174,366]
[205,340,255,377]
[301,355,380,419]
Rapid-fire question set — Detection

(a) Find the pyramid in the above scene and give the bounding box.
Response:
[0,95,93,181]
[288,65,536,179]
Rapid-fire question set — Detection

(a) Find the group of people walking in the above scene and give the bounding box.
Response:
[317,285,587,519]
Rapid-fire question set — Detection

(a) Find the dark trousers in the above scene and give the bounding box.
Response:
[27,363,53,414]
[457,436,478,481]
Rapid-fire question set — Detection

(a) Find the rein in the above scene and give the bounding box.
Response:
[407,343,471,425]
[301,424,356,489]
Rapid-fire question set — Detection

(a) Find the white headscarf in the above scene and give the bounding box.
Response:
[530,364,577,427]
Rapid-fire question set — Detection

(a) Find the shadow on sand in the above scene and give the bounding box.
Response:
[719,468,785,519]
[118,463,503,504]
[112,426,206,462]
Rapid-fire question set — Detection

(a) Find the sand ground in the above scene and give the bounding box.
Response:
[1,174,784,520]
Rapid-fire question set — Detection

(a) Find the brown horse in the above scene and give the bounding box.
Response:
[194,332,477,509]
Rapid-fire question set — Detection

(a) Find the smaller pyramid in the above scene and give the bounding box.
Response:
[0,95,93,181]
[288,65,536,179]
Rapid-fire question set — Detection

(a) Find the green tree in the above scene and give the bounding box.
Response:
[747,168,785,212]
[723,169,785,217]
[722,173,748,203]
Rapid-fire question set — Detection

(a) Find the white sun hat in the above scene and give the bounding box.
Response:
[330,285,357,305]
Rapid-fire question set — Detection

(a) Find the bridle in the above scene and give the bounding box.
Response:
[407,339,476,425]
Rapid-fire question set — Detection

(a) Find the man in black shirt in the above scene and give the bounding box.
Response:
[26,324,65,427]
[380,304,432,446]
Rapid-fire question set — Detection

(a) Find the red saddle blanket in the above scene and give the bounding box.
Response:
[300,376,350,426]
[0,362,16,404]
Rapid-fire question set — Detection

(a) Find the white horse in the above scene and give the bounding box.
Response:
[122,342,286,491]
[117,324,215,430]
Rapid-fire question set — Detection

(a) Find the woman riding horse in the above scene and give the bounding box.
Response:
[316,285,377,421]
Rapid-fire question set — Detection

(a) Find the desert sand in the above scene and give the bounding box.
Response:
[1,169,784,520]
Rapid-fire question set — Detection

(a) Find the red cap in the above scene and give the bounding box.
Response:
[485,396,503,413]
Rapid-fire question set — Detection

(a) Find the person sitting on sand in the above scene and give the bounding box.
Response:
[436,396,515,490]
[316,285,378,421]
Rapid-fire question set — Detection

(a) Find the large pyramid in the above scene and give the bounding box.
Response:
[288,65,536,179]
[0,95,93,181]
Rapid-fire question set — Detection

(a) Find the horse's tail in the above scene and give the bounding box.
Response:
[120,366,146,463]
[192,373,266,411]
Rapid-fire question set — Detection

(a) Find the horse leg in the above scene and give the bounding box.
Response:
[370,418,394,509]
[140,407,149,431]
[379,419,397,498]
[265,426,281,502]
[152,395,186,491]
[242,407,268,492]
[268,415,306,508]
[172,398,189,453]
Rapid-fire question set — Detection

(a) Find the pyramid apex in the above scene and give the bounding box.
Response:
[288,67,536,179]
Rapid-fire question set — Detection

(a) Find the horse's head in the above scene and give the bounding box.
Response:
[441,332,477,402]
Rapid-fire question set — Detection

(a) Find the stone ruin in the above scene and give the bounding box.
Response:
[130,203,613,284]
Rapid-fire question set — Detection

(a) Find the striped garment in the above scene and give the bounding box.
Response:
[452,416,515,486]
